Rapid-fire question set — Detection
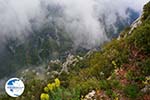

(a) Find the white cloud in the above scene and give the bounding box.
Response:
[0,0,149,48]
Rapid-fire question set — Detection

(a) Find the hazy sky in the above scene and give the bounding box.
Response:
[0,0,149,48]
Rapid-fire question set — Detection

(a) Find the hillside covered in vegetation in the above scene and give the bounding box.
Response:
[0,1,150,100]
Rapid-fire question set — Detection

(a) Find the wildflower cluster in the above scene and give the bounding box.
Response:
[112,61,117,69]
[114,97,119,100]
[40,93,49,100]
[40,78,61,100]
[143,76,150,85]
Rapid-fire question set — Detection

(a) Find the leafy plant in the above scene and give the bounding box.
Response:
[124,84,139,98]
[99,80,111,90]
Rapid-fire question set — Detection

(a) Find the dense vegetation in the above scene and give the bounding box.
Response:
[0,2,150,100]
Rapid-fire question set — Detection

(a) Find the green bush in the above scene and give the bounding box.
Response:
[75,78,100,95]
[111,79,122,89]
[99,80,111,90]
[138,58,150,76]
[124,84,139,98]
[125,70,134,80]
[105,89,113,97]
[143,2,150,20]
[128,23,150,53]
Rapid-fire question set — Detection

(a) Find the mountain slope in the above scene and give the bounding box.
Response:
[0,2,150,100]
[66,2,150,99]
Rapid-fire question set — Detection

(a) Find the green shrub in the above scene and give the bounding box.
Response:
[99,80,111,90]
[125,70,134,80]
[143,2,150,20]
[124,84,139,98]
[76,78,100,95]
[106,89,113,97]
[111,80,122,89]
[138,58,150,76]
[128,23,150,53]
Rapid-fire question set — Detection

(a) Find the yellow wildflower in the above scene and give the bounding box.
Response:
[146,76,150,81]
[40,93,49,100]
[44,87,49,93]
[143,76,150,85]
[143,81,148,85]
[112,61,116,65]
[51,83,56,89]
[55,78,60,87]
[112,61,117,68]
[114,97,119,100]
[47,83,53,91]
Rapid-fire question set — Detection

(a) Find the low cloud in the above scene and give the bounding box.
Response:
[0,0,149,48]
